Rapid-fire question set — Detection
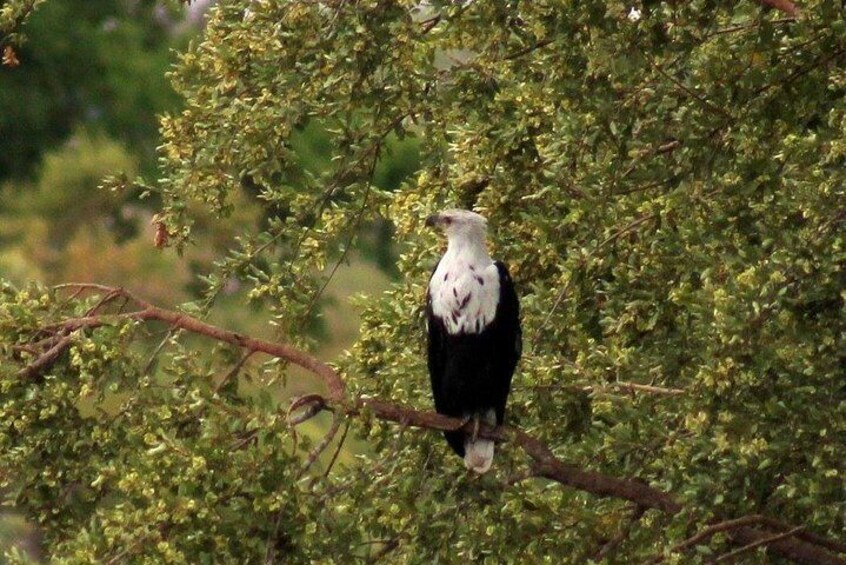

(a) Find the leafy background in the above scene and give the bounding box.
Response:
[1,0,844,562]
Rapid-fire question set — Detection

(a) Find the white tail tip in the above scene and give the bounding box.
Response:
[464,439,494,474]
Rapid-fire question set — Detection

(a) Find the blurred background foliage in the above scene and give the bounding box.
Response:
[1,0,845,563]
[0,0,179,180]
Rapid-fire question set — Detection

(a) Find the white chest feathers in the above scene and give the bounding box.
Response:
[429,258,501,335]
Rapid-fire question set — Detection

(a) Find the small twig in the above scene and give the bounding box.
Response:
[57,285,87,309]
[817,210,846,236]
[321,419,350,480]
[55,283,143,306]
[505,38,555,60]
[418,0,474,37]
[279,110,409,321]
[714,526,805,563]
[326,0,348,31]
[17,334,74,379]
[105,535,148,565]
[11,343,38,355]
[653,515,772,562]
[533,382,684,398]
[106,548,131,565]
[230,429,259,451]
[593,505,645,561]
[606,382,685,396]
[616,177,675,196]
[142,327,177,376]
[653,64,731,119]
[214,350,254,393]
[297,416,342,479]
[320,418,410,501]
[596,213,658,251]
[265,506,286,564]
[0,0,40,49]
[754,517,846,555]
[420,14,441,34]
[705,17,796,38]
[286,394,327,426]
[83,289,122,317]
[20,284,130,379]
[752,45,846,98]
[367,538,400,563]
[286,394,328,456]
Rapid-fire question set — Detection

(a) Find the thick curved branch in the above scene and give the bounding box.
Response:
[24,284,846,565]
[48,284,347,403]
[653,515,846,564]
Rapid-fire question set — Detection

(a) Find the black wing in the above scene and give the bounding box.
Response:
[490,261,522,425]
[426,276,449,416]
[426,261,521,456]
[426,264,466,456]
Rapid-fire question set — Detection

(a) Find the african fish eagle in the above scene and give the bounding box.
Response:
[425,209,522,473]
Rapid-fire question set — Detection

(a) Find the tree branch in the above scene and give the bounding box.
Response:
[730,526,841,565]
[46,284,348,403]
[717,526,805,563]
[297,415,341,479]
[651,515,843,565]
[17,333,75,379]
[30,284,846,565]
[606,382,685,395]
[505,38,556,61]
[653,514,770,561]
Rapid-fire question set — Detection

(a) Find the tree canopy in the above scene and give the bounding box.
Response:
[2,0,845,563]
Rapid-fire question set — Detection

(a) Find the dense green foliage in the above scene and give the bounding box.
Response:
[2,0,845,562]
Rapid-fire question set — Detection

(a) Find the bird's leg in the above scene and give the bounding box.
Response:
[449,415,472,431]
[471,414,480,443]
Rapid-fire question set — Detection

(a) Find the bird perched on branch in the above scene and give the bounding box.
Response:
[425,209,521,473]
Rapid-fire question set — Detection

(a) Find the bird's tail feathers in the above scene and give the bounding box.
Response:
[443,430,465,457]
[464,439,494,474]
[463,409,497,474]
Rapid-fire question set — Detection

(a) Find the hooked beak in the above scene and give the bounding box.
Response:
[425,214,440,228]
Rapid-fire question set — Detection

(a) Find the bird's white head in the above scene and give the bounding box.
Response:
[425,209,488,244]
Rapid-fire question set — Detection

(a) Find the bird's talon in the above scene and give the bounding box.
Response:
[450,415,472,431]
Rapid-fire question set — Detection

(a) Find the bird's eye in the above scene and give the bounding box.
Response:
[443,218,452,225]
